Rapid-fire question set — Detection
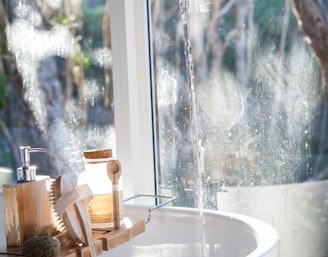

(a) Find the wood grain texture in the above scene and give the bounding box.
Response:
[3,176,53,246]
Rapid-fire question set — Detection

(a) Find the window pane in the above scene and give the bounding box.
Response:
[0,0,115,181]
[150,1,323,208]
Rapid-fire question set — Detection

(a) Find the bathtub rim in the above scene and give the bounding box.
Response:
[123,204,280,257]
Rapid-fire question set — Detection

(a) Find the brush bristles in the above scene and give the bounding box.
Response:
[47,178,66,233]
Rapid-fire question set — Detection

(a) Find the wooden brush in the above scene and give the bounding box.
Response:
[54,175,97,257]
[47,178,66,233]
[47,178,78,248]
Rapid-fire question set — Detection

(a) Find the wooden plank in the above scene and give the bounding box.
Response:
[129,219,146,238]
[99,229,130,250]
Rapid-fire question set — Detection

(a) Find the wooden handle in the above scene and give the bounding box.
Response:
[112,186,120,228]
[75,199,97,257]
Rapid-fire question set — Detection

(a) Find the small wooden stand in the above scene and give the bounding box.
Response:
[0,218,145,257]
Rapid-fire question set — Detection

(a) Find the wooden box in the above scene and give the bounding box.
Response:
[3,176,53,246]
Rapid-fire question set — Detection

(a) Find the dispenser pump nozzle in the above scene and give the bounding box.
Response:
[17,146,47,182]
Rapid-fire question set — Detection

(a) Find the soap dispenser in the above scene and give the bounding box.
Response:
[16,146,47,182]
[3,146,53,247]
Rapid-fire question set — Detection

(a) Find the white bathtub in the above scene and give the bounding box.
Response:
[0,193,279,257]
[104,205,279,257]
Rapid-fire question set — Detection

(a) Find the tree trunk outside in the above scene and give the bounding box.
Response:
[292,0,328,99]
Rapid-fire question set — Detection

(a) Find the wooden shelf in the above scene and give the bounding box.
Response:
[0,218,145,257]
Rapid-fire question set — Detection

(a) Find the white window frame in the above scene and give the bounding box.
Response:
[109,0,155,198]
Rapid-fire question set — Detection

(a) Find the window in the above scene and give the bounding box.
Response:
[149,0,323,207]
[1,0,326,207]
[0,0,155,197]
[0,1,116,182]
